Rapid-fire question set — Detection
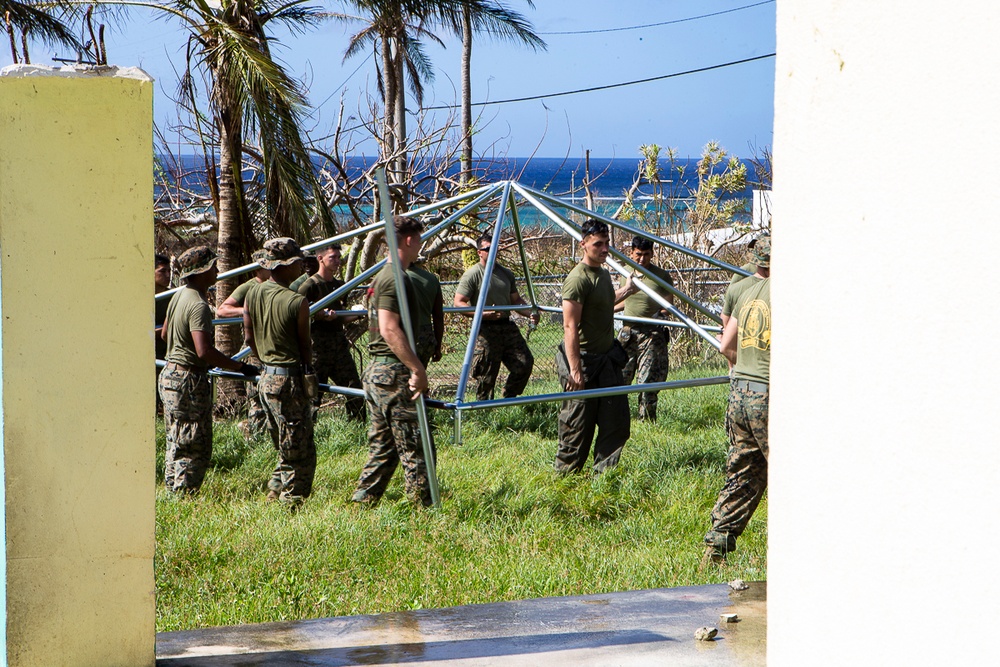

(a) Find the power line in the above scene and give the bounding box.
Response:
[422,53,775,111]
[538,0,774,36]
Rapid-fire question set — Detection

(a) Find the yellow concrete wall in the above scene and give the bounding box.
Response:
[0,65,154,667]
[770,3,1000,665]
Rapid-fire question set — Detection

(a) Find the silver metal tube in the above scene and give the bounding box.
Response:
[605,256,721,351]
[519,183,751,277]
[453,409,463,446]
[508,191,539,309]
[617,313,722,333]
[606,245,722,324]
[454,181,512,404]
[455,376,731,410]
[510,182,722,326]
[375,169,440,508]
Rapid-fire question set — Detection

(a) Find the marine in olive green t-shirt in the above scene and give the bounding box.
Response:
[561,262,615,354]
[163,287,214,369]
[245,280,307,367]
[229,276,259,306]
[729,277,770,384]
[367,265,418,360]
[622,264,674,318]
[456,263,517,319]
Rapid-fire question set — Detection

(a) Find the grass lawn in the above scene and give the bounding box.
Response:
[155,358,767,632]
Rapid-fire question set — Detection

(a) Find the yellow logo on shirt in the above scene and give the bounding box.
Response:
[738,299,771,351]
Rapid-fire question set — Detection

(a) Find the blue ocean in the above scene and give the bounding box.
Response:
[158,155,756,230]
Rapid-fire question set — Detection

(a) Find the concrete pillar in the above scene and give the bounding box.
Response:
[770,3,1000,665]
[0,65,154,667]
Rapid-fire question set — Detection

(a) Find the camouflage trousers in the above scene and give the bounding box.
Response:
[244,353,268,434]
[618,325,670,421]
[313,333,365,421]
[158,364,213,492]
[554,342,631,474]
[707,379,769,553]
[471,320,534,401]
[259,371,316,502]
[355,359,433,507]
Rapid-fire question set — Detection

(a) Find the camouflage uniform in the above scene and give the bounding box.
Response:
[258,371,316,502]
[705,380,769,554]
[158,364,213,492]
[618,323,670,421]
[244,351,268,433]
[355,359,432,507]
[470,320,534,401]
[312,329,365,421]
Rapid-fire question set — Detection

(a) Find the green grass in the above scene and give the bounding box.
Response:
[155,358,767,631]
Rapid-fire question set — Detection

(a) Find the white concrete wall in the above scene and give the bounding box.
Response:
[770,3,1000,665]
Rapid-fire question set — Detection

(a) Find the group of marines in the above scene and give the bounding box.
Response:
[156,215,771,564]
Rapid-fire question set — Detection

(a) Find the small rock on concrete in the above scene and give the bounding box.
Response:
[720,613,739,623]
[694,626,718,641]
[728,579,749,591]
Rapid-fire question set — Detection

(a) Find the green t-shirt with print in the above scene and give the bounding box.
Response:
[367,265,418,359]
[622,264,674,318]
[456,262,517,320]
[562,261,615,354]
[163,287,213,369]
[245,280,306,367]
[722,270,764,317]
[730,277,771,383]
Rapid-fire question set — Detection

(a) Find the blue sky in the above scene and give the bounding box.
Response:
[15,0,775,160]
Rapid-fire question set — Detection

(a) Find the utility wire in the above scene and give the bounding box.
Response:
[422,53,775,111]
[538,0,774,36]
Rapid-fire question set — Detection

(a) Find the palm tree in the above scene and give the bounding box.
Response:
[334,1,543,188]
[448,1,544,185]
[3,0,81,63]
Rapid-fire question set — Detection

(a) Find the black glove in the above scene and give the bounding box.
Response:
[239,363,259,376]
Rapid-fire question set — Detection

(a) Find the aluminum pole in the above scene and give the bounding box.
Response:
[454,181,512,404]
[375,168,440,508]
[508,189,540,309]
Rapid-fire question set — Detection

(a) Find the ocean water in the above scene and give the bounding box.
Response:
[157,154,756,231]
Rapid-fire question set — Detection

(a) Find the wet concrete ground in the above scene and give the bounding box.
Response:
[156,582,766,666]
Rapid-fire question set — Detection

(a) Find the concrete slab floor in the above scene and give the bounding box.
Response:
[156,582,765,666]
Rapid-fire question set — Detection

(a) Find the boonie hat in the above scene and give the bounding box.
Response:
[251,249,269,264]
[177,246,218,280]
[258,237,304,269]
[751,235,770,268]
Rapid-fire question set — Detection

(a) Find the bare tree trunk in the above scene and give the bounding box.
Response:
[381,38,397,167]
[393,38,408,188]
[214,93,248,415]
[460,6,473,185]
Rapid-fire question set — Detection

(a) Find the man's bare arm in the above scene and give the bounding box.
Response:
[562,299,584,391]
[215,297,243,319]
[719,316,738,366]
[192,330,245,372]
[243,311,259,360]
[296,300,312,368]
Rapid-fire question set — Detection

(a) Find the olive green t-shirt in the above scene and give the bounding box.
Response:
[229,277,259,306]
[298,273,345,335]
[562,261,615,354]
[367,265,418,359]
[456,263,517,320]
[622,264,674,318]
[730,277,771,384]
[723,272,763,318]
[289,272,310,293]
[245,280,306,366]
[729,262,756,287]
[407,265,441,331]
[163,287,213,369]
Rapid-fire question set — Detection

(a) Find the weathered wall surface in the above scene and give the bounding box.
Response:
[770,4,1000,665]
[0,65,154,667]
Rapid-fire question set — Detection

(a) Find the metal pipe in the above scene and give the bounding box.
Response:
[455,376,731,410]
[510,182,722,326]
[508,191,540,310]
[454,181,512,404]
[519,183,751,277]
[616,313,722,333]
[375,168,440,508]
